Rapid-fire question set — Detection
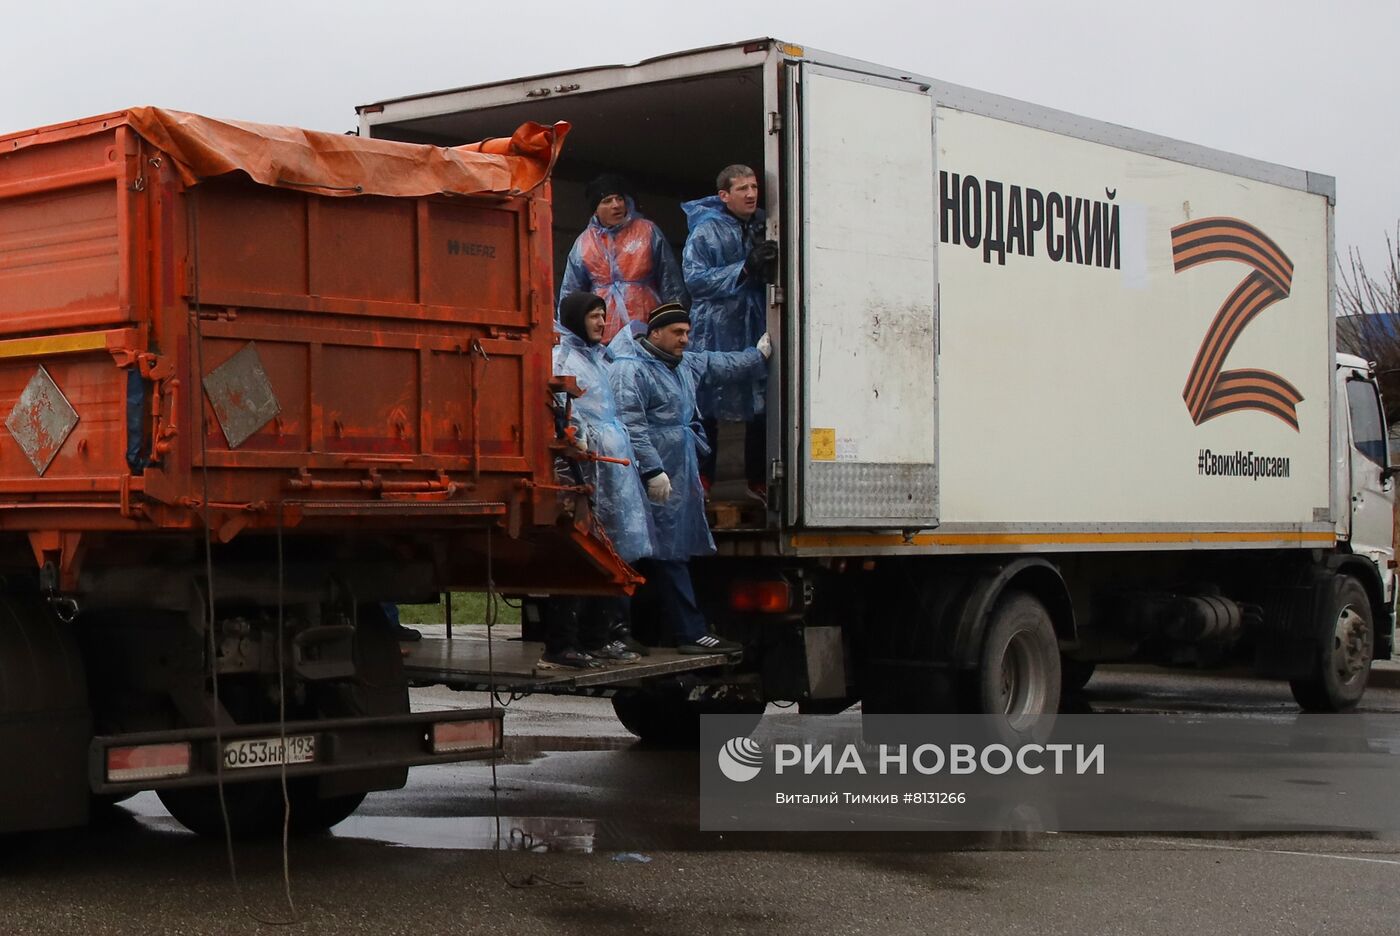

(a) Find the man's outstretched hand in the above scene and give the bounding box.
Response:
[646,472,673,504]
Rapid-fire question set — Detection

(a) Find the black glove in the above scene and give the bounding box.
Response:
[743,240,780,281]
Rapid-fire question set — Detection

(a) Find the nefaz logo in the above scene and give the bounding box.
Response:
[1172,218,1301,431]
[447,239,496,259]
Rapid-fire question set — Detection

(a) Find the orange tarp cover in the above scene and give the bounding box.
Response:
[124,107,568,197]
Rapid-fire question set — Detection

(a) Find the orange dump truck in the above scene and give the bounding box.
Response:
[0,109,635,835]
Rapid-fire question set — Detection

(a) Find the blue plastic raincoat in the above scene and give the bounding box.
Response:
[559,199,687,343]
[608,329,765,561]
[681,196,767,421]
[553,326,655,565]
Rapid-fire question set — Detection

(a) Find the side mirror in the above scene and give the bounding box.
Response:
[1382,465,1400,482]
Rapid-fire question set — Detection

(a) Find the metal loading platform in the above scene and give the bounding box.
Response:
[402,637,735,694]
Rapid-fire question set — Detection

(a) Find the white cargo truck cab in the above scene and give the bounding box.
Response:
[361,40,1395,739]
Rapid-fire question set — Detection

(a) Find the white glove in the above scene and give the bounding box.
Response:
[756,333,772,360]
[571,430,587,453]
[646,472,672,504]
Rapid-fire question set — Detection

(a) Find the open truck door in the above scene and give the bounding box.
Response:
[788,64,939,529]
[1338,360,1397,574]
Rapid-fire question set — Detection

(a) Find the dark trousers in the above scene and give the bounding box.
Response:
[543,596,629,654]
[700,413,767,488]
[639,559,707,645]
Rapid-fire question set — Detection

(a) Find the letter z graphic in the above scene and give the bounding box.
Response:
[1173,218,1302,431]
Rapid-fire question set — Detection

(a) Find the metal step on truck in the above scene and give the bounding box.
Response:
[361,38,1395,743]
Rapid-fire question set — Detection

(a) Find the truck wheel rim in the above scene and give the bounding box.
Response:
[1333,605,1371,685]
[1000,631,1046,728]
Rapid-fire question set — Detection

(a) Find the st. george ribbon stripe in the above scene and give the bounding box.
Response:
[1182,273,1276,415]
[1172,218,1293,273]
[1173,217,1301,431]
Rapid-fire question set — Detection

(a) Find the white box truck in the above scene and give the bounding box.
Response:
[360,39,1395,739]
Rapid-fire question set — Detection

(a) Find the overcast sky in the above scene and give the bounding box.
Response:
[8,0,1398,275]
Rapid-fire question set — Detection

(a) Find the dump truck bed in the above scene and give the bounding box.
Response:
[0,108,634,594]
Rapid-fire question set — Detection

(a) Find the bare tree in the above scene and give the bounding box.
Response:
[1336,224,1400,423]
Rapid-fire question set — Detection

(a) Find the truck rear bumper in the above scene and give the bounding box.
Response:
[88,708,502,796]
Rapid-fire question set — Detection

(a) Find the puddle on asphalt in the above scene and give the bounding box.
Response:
[453,734,644,766]
[331,815,1046,854]
[115,789,1393,855]
[334,815,599,852]
[118,792,1049,854]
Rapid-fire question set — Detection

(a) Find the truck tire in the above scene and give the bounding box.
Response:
[280,606,411,835]
[612,686,764,747]
[158,778,292,840]
[160,607,406,838]
[0,595,91,834]
[964,591,1061,741]
[1289,576,1373,712]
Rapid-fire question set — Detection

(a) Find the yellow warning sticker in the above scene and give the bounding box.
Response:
[810,428,836,462]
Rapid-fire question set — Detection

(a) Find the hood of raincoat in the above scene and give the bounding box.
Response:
[681,195,729,233]
[681,195,764,234]
[556,320,616,362]
[607,321,646,357]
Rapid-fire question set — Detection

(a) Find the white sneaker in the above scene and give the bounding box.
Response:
[678,633,743,655]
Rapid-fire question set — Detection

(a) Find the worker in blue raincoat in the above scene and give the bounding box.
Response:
[681,164,778,499]
[539,292,651,669]
[559,174,688,343]
[608,302,771,654]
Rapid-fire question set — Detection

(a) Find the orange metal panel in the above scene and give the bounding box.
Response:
[0,184,123,331]
[308,196,418,304]
[319,345,419,456]
[421,200,525,318]
[192,182,309,298]
[0,109,631,594]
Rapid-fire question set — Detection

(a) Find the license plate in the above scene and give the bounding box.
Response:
[222,735,316,770]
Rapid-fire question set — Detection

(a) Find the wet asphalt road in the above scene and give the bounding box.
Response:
[3,669,1399,936]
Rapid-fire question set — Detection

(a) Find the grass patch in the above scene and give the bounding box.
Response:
[395,592,521,627]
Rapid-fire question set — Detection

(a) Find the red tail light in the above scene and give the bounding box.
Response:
[430,718,501,754]
[729,580,791,613]
[106,743,192,783]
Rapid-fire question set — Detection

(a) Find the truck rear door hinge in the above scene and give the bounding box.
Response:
[768,112,783,135]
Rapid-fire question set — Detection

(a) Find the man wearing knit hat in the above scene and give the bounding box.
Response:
[608,302,771,654]
[558,174,687,343]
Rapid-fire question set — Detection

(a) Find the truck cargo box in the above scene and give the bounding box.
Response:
[359,39,1338,556]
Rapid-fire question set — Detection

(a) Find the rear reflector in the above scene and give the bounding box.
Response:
[431,719,500,754]
[106,742,192,783]
[730,580,792,614]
